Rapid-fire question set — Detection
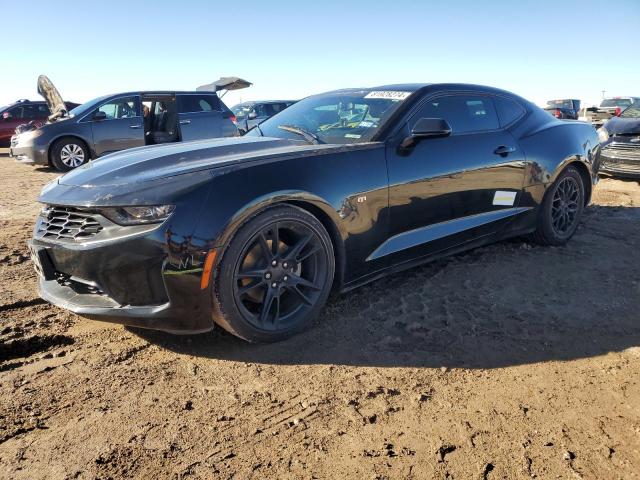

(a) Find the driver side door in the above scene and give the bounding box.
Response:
[380,93,527,264]
[90,95,144,157]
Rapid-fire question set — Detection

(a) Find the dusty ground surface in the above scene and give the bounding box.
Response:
[0,156,639,480]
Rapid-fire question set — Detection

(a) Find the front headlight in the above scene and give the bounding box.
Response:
[99,205,175,225]
[597,127,609,143]
[16,128,44,142]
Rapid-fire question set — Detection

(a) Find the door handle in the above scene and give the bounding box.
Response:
[179,119,191,125]
[129,124,142,129]
[494,145,516,157]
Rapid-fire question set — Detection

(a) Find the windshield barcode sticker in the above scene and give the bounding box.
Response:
[364,91,412,100]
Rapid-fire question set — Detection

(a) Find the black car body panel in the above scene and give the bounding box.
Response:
[32,83,600,332]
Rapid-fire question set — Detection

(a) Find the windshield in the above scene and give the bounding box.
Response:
[601,98,632,108]
[547,100,575,109]
[620,101,640,118]
[68,94,111,118]
[247,90,413,144]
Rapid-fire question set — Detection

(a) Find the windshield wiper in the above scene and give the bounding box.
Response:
[277,124,321,144]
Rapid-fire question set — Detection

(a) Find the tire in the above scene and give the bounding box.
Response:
[213,205,335,343]
[529,166,585,246]
[50,137,89,172]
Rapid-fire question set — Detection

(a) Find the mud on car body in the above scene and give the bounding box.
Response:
[30,83,600,342]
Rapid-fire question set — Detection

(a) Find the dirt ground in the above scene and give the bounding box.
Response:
[0,155,639,480]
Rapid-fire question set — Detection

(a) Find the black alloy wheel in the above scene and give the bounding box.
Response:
[214,206,334,342]
[529,165,585,245]
[550,176,580,236]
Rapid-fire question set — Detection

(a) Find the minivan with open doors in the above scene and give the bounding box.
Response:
[10,75,239,171]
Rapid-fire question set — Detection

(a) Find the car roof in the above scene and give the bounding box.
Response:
[105,91,221,96]
[240,100,296,104]
[322,83,524,98]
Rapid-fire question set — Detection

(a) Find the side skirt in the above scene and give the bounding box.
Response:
[340,225,536,295]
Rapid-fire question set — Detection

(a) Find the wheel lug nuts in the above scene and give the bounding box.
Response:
[271,260,277,267]
[265,273,272,279]
[283,275,289,281]
[283,262,288,268]
[271,282,277,288]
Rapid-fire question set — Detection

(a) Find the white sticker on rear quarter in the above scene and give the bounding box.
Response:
[493,191,517,206]
[364,91,412,100]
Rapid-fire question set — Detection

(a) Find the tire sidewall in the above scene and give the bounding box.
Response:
[539,167,585,244]
[50,138,89,172]
[213,205,335,343]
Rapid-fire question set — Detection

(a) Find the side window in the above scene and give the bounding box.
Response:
[178,95,220,113]
[21,105,40,119]
[412,95,499,134]
[494,97,526,127]
[98,97,140,119]
[37,104,50,115]
[7,106,24,119]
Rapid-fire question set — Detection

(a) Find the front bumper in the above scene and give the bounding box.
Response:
[30,211,216,333]
[10,135,49,165]
[600,141,640,178]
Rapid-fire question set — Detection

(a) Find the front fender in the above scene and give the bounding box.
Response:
[211,189,347,248]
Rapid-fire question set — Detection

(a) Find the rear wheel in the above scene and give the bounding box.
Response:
[50,137,89,171]
[213,205,335,342]
[529,166,584,245]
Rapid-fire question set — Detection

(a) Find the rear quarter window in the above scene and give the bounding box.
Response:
[178,95,221,113]
[494,97,526,127]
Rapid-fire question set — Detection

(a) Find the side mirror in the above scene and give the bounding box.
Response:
[399,118,452,152]
[248,111,258,120]
[2,112,12,120]
[93,110,107,121]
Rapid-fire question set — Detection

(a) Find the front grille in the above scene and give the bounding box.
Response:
[36,206,103,242]
[602,142,640,162]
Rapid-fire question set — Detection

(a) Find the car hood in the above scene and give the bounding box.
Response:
[604,116,640,135]
[57,136,368,188]
[37,75,67,120]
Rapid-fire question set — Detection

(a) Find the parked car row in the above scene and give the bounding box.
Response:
[541,96,640,179]
[579,97,640,128]
[7,76,297,171]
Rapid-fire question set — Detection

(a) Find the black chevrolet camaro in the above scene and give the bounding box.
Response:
[30,84,601,342]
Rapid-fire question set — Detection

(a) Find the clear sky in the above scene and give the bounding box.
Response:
[1,0,638,109]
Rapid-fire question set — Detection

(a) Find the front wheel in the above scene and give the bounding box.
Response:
[529,166,585,245]
[213,205,335,343]
[50,137,89,171]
